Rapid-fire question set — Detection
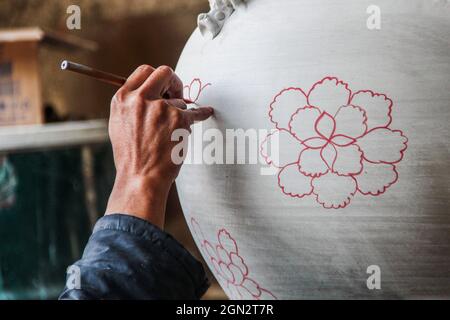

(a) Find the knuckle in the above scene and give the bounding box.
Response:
[157,65,173,75]
[112,89,127,104]
[138,64,152,72]
[130,93,145,106]
[135,88,148,99]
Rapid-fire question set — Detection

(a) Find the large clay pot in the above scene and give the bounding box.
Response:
[175,0,450,299]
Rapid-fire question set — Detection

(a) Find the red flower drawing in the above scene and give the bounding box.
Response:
[261,77,408,209]
[184,78,211,104]
[190,218,276,300]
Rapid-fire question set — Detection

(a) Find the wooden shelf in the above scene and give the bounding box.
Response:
[0,120,109,153]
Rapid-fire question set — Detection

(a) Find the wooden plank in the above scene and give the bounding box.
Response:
[0,27,98,51]
[0,27,43,43]
[0,120,109,153]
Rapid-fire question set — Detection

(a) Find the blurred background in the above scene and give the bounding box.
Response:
[0,0,225,299]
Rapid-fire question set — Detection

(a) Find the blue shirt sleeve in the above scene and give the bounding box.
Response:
[59,214,210,300]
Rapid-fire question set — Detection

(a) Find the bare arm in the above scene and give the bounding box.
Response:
[106,65,213,228]
[60,65,213,300]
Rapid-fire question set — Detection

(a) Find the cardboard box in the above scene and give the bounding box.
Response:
[0,28,97,126]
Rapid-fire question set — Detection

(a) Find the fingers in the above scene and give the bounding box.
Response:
[166,99,187,110]
[183,107,214,125]
[165,73,184,99]
[121,64,184,101]
[123,65,155,91]
[139,66,178,99]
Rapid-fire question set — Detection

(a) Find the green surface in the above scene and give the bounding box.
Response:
[0,145,114,299]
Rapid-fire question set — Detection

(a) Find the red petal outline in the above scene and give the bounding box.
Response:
[218,229,238,255]
[354,164,399,196]
[334,104,369,139]
[287,105,322,142]
[320,143,338,171]
[268,87,308,130]
[257,288,277,300]
[314,112,336,140]
[311,174,358,209]
[350,90,393,129]
[277,162,314,197]
[259,129,302,168]
[183,78,211,104]
[306,76,352,108]
[332,144,364,176]
[331,135,357,147]
[297,149,329,178]
[360,128,409,165]
[230,252,249,276]
[301,137,328,149]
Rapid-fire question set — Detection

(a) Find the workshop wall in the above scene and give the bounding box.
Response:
[0,0,208,119]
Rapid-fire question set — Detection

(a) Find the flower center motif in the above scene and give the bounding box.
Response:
[301,111,357,169]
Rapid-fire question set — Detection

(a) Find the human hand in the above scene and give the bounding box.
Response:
[106,65,214,228]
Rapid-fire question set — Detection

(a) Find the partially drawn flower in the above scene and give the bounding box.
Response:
[184,78,211,104]
[261,77,408,209]
[191,218,276,300]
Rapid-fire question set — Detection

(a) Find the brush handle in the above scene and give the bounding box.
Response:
[60,60,194,104]
[61,60,126,87]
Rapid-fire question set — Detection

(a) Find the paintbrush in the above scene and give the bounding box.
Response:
[60,60,194,104]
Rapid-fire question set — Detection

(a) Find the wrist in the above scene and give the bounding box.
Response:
[105,174,171,229]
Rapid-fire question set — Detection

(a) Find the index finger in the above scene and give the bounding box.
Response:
[139,66,180,99]
[183,107,215,125]
[166,98,187,110]
[123,65,155,91]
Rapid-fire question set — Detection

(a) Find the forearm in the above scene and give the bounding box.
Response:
[106,174,171,229]
[60,65,213,300]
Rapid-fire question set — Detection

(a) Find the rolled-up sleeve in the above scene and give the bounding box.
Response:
[59,214,210,300]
